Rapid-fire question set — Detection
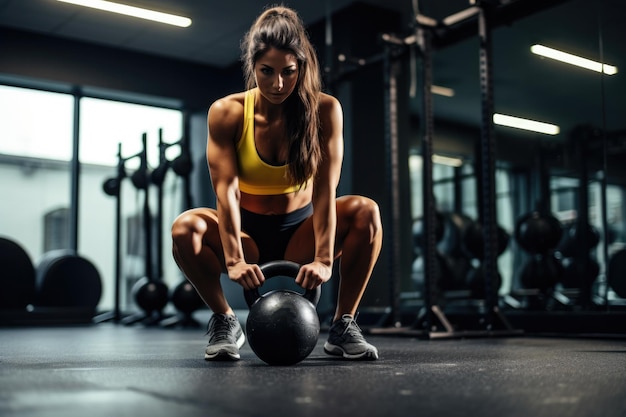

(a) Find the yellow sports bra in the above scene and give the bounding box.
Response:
[236,89,306,195]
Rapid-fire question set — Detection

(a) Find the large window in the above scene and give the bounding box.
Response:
[0,86,74,161]
[79,98,183,311]
[79,98,183,168]
[0,85,74,261]
[0,84,184,312]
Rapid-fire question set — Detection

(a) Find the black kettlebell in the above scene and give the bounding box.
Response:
[514,211,563,255]
[244,261,321,366]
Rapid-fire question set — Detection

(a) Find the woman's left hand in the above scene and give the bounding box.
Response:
[295,261,332,290]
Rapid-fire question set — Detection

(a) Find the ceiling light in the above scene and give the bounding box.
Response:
[432,154,463,167]
[493,113,560,135]
[431,85,455,97]
[531,44,617,75]
[56,0,192,27]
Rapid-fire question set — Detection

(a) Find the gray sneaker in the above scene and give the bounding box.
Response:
[324,314,379,360]
[204,313,245,361]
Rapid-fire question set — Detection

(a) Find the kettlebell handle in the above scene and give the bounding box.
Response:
[243,260,321,308]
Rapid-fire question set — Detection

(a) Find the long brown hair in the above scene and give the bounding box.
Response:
[241,6,322,187]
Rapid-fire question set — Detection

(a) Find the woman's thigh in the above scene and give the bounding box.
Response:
[283,195,368,264]
[174,207,260,266]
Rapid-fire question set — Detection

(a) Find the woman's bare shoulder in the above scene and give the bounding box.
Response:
[318,92,343,124]
[208,91,248,140]
[209,91,247,120]
[318,92,342,117]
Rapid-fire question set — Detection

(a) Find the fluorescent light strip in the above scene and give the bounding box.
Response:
[432,154,463,167]
[431,85,455,97]
[493,113,560,135]
[531,44,617,75]
[56,0,192,27]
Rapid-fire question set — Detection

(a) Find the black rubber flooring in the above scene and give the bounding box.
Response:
[1,320,625,417]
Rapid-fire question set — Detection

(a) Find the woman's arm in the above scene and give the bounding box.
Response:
[297,94,344,289]
[207,97,264,290]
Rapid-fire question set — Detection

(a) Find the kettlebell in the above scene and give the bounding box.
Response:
[244,261,321,366]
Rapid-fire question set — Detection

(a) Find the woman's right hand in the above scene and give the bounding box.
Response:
[227,262,265,290]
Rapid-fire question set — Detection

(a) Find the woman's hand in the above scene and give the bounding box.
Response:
[295,261,332,290]
[227,262,265,290]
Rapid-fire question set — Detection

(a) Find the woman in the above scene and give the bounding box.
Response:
[171,6,382,361]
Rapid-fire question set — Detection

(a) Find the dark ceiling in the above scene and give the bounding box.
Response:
[1,0,624,146]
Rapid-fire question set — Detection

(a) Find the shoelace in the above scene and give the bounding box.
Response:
[207,315,235,342]
[340,315,366,341]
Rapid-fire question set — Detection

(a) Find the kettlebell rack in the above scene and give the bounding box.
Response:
[94,141,143,324]
[96,130,196,327]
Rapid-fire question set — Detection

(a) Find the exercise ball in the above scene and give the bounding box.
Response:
[35,250,102,309]
[244,261,321,366]
[0,237,36,309]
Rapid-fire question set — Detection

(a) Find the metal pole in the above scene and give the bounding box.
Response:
[383,44,402,327]
[156,129,164,281]
[417,27,439,332]
[114,143,123,322]
[478,6,498,328]
[597,2,610,309]
[140,133,154,283]
[69,92,81,251]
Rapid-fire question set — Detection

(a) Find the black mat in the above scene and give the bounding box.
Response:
[1,324,625,417]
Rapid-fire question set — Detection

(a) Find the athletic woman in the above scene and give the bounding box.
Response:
[171,6,382,361]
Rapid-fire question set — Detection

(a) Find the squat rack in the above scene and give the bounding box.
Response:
[371,0,569,338]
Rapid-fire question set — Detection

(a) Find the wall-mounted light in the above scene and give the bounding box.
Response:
[432,154,463,167]
[431,85,455,97]
[531,44,617,75]
[493,113,560,135]
[56,0,192,28]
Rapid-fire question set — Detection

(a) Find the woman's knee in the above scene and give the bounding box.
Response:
[172,211,200,241]
[171,209,216,249]
[342,196,383,238]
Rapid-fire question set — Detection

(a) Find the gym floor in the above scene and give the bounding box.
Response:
[1,314,625,417]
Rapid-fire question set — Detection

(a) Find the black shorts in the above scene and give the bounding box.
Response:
[241,202,313,264]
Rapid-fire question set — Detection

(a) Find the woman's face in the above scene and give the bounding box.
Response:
[254,47,299,105]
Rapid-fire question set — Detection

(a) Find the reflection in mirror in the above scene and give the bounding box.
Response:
[408,0,625,326]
